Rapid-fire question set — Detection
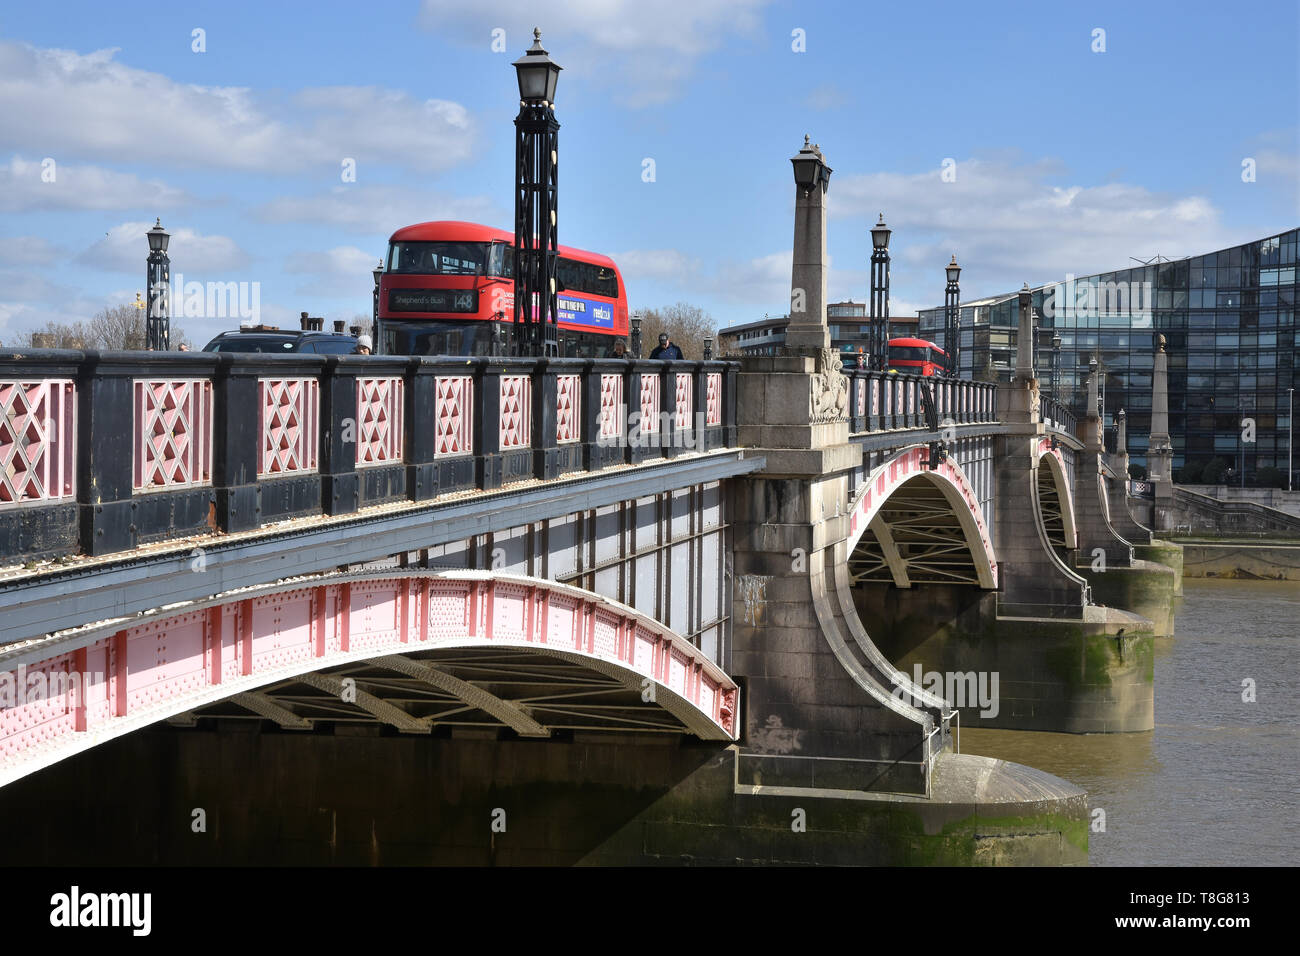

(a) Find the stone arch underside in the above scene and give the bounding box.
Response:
[845,445,998,590]
[1034,439,1078,557]
[0,571,738,789]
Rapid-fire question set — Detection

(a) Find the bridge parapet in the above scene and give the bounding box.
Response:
[844,370,997,435]
[0,350,738,565]
[1040,396,1077,437]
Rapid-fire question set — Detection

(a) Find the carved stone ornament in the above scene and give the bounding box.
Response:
[810,347,849,422]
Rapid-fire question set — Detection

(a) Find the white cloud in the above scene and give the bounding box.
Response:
[612,245,791,308]
[256,185,503,235]
[0,275,114,342]
[805,83,849,111]
[284,245,378,296]
[0,236,63,266]
[829,156,1246,305]
[0,41,477,174]
[76,221,250,274]
[418,0,771,105]
[0,155,189,212]
[608,248,701,281]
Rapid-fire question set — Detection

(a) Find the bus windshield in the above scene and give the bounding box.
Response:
[889,346,931,362]
[388,241,492,276]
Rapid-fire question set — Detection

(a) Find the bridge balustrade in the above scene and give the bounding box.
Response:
[847,370,996,434]
[1041,396,1077,436]
[0,351,738,564]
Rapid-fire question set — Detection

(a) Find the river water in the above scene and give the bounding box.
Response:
[962,578,1300,866]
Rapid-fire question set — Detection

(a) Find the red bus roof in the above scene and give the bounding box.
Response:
[388,221,620,270]
[888,337,943,349]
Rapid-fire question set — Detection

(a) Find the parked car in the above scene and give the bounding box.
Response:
[202,326,361,354]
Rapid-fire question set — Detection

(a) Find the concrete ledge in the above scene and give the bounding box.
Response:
[1078,558,1178,637]
[743,443,862,478]
[1134,539,1183,595]
[1178,541,1300,581]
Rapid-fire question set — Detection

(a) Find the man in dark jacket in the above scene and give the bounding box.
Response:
[649,333,683,360]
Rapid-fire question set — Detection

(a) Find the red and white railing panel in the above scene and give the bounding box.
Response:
[599,374,623,440]
[355,377,403,467]
[133,378,212,491]
[639,374,660,434]
[434,376,473,458]
[556,374,581,444]
[499,375,531,450]
[674,373,693,430]
[0,378,75,507]
[705,373,722,427]
[258,378,318,477]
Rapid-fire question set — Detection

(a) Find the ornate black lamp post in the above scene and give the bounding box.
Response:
[703,335,713,360]
[944,255,960,377]
[869,214,891,369]
[372,259,383,333]
[146,218,171,350]
[512,28,562,357]
[630,312,642,358]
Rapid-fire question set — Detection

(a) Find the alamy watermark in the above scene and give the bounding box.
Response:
[893,664,1000,719]
[596,406,710,449]
[1038,274,1153,320]
[0,665,103,709]
[149,272,261,323]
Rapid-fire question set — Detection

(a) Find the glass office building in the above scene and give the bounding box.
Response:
[918,229,1299,481]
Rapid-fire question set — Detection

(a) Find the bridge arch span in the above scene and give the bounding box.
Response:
[1034,437,1078,553]
[845,444,998,590]
[0,572,738,789]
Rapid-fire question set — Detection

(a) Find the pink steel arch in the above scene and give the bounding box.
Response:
[845,444,999,589]
[0,571,738,789]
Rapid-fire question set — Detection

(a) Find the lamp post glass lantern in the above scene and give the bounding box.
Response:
[512,28,563,357]
[789,134,830,195]
[145,218,171,351]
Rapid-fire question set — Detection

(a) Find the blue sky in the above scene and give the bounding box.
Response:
[1,0,1296,345]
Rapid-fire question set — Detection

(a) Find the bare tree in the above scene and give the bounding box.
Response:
[9,305,191,350]
[12,321,93,349]
[638,302,714,359]
[88,304,148,350]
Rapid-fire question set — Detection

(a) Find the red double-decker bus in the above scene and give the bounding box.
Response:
[376,221,629,357]
[887,337,949,377]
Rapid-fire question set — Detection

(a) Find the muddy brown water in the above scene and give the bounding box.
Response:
[961,578,1300,866]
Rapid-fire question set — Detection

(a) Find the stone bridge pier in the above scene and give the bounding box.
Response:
[854,293,1175,734]
[712,142,1089,865]
[1069,366,1178,636]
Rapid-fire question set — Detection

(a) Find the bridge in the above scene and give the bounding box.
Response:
[0,144,1183,867]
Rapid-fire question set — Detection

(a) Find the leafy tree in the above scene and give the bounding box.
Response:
[1200,457,1229,484]
[1255,465,1286,489]
[638,302,714,359]
[1128,464,1147,479]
